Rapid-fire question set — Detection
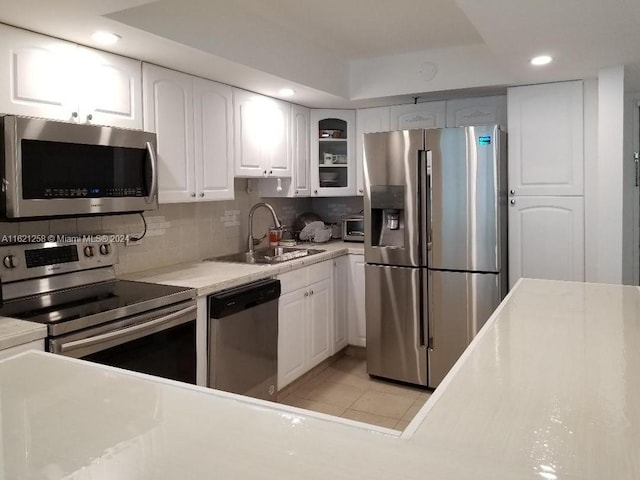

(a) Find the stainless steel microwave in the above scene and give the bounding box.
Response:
[0,115,158,219]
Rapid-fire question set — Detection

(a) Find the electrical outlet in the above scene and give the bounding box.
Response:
[125,235,142,246]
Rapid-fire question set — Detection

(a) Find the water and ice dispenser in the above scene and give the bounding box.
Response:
[369,185,405,248]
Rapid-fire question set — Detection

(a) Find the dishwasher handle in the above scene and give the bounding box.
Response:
[209,278,281,319]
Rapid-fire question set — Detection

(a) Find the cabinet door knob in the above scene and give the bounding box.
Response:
[510,199,516,205]
[191,192,196,197]
[304,292,309,297]
[309,290,314,296]
[71,111,78,119]
[314,190,318,194]
[509,189,515,195]
[199,192,205,197]
[359,188,364,194]
[295,190,299,195]
[269,170,273,175]
[86,114,93,122]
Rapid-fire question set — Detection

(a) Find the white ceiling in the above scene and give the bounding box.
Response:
[0,0,639,108]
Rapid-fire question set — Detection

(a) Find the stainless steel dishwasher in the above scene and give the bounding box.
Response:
[208,278,280,401]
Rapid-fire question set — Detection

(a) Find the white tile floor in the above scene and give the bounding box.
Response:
[278,356,431,430]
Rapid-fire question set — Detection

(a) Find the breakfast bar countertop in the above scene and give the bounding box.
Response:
[1,278,639,479]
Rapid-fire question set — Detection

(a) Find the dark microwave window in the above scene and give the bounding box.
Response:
[21,139,149,199]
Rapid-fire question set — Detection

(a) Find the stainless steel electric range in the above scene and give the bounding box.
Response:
[0,239,197,384]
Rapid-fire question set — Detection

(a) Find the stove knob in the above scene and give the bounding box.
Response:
[84,246,95,258]
[3,254,18,269]
[99,244,111,255]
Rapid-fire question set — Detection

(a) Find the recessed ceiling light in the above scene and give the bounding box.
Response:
[530,55,553,66]
[279,88,295,97]
[91,31,121,45]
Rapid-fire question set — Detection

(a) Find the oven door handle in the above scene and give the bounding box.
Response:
[58,305,196,358]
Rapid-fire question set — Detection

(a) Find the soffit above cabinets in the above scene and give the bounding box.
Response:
[0,0,638,108]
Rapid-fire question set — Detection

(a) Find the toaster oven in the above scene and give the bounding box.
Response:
[342,215,365,242]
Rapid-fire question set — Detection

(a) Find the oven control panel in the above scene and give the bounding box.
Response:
[0,240,117,283]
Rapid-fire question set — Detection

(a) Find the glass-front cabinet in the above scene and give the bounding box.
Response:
[310,109,355,197]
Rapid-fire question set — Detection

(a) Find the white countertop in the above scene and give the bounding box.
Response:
[125,240,364,296]
[0,242,362,352]
[1,278,638,479]
[0,316,47,350]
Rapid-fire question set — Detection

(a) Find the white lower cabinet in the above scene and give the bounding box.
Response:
[278,288,307,387]
[277,261,333,390]
[508,196,584,287]
[332,256,349,353]
[348,254,366,347]
[0,339,44,361]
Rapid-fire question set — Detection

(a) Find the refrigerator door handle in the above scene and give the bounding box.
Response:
[427,269,434,350]
[419,150,433,263]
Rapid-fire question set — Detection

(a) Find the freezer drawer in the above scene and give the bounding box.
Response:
[427,270,501,387]
[365,264,427,386]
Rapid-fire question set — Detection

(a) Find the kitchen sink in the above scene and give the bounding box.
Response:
[208,246,325,265]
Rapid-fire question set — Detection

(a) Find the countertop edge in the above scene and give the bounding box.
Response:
[0,316,48,351]
[124,241,364,296]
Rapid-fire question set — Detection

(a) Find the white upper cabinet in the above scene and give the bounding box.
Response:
[144,65,194,203]
[143,64,233,203]
[508,196,584,287]
[310,109,356,197]
[193,77,235,200]
[389,101,446,130]
[259,104,310,198]
[0,24,142,129]
[507,81,584,196]
[233,88,291,178]
[356,107,390,196]
[290,105,311,197]
[445,95,506,128]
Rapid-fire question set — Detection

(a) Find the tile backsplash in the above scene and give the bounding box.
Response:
[0,180,311,275]
[311,197,364,224]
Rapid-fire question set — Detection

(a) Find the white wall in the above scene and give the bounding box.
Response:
[584,78,599,282]
[623,93,640,284]
[595,66,625,283]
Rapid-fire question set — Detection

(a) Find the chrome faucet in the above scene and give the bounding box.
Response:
[247,202,281,254]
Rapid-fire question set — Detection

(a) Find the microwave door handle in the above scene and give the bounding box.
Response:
[145,141,158,204]
[58,305,196,358]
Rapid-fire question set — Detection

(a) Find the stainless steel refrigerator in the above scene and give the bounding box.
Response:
[363,125,507,388]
